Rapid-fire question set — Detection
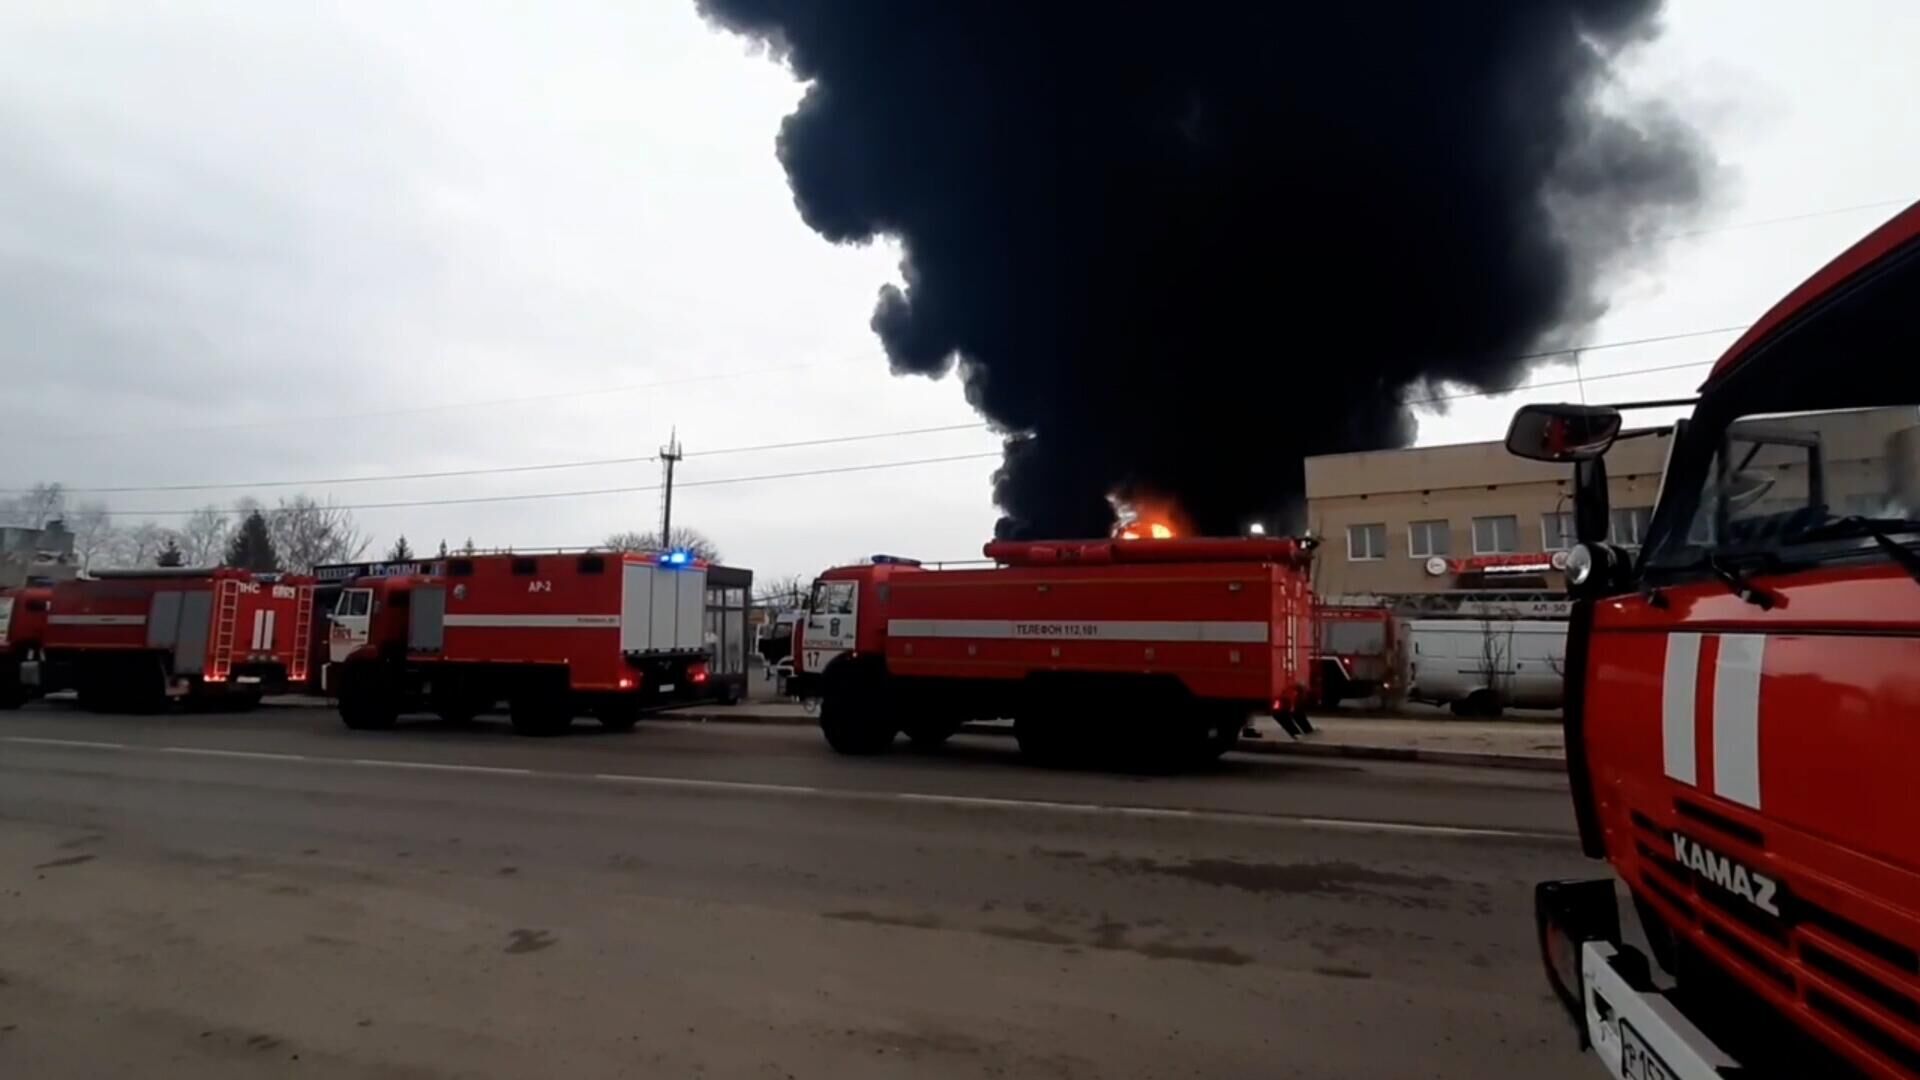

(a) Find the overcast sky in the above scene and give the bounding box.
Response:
[2,1,1916,582]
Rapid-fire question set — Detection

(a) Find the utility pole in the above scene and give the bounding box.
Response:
[659,428,683,549]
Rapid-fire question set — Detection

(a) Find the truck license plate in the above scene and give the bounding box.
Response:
[658,683,676,693]
[1619,1020,1679,1080]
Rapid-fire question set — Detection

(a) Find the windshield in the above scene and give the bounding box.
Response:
[1646,405,1920,570]
[1321,620,1387,655]
[333,588,373,618]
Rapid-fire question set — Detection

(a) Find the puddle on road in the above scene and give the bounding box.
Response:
[827,910,1252,966]
[504,928,557,954]
[1072,854,1452,908]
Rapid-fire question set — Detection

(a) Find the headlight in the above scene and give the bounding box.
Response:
[1566,544,1596,587]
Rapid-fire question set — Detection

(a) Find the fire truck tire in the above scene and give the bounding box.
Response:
[901,716,964,748]
[509,696,573,737]
[338,666,400,731]
[1200,713,1244,760]
[1014,716,1076,766]
[0,662,25,710]
[117,660,169,715]
[594,701,641,733]
[819,687,895,755]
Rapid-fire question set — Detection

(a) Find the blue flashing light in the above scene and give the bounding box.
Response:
[659,550,692,567]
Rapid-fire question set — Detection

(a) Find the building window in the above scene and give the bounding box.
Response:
[1472,515,1519,554]
[1542,512,1576,551]
[1407,519,1449,558]
[1346,523,1387,561]
[1610,506,1653,547]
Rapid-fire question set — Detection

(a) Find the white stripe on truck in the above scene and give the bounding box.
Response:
[442,614,620,628]
[1711,634,1767,810]
[1660,632,1700,785]
[47,615,147,626]
[887,618,1269,643]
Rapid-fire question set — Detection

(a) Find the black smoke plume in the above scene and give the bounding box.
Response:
[699,1,1710,537]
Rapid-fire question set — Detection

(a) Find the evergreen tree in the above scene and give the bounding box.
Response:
[436,539,449,558]
[224,511,281,571]
[387,535,414,561]
[157,539,185,567]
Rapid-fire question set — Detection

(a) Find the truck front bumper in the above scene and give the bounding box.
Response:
[1536,880,1741,1080]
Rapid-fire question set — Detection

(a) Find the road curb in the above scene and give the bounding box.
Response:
[655,710,1566,773]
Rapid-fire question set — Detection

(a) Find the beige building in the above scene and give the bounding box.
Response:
[1304,406,1920,612]
[0,521,76,588]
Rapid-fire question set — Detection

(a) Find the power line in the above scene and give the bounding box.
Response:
[87,451,1005,518]
[19,422,992,495]
[1658,197,1913,242]
[1406,325,1751,407]
[1411,357,1719,406]
[687,422,987,458]
[1496,323,1748,364]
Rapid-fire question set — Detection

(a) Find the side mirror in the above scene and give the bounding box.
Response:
[1506,404,1623,463]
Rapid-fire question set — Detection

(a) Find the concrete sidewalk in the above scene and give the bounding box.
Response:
[656,702,1568,773]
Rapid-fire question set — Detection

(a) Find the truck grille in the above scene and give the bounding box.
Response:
[1628,804,1920,1077]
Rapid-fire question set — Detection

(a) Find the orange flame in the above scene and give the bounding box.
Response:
[1113,494,1187,540]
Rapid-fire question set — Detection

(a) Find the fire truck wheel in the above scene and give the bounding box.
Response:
[901,717,963,747]
[338,667,400,731]
[819,689,896,755]
[1014,716,1076,767]
[509,696,573,737]
[340,692,399,730]
[1200,715,1243,760]
[594,702,641,733]
[121,660,170,715]
[0,664,25,710]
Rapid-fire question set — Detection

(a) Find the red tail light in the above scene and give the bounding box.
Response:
[691,665,710,685]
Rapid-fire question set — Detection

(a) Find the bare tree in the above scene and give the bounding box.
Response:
[67,502,115,570]
[106,522,172,568]
[4,482,68,528]
[754,573,811,609]
[264,494,370,572]
[179,505,230,566]
[1471,613,1518,716]
[602,526,722,562]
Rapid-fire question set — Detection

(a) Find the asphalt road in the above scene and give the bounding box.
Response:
[0,703,1594,1079]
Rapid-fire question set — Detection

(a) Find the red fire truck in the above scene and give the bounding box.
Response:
[1521,201,1920,1078]
[0,569,314,711]
[327,550,712,735]
[788,536,1317,764]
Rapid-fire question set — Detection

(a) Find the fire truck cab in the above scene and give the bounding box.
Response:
[1520,203,1920,1078]
[0,585,53,708]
